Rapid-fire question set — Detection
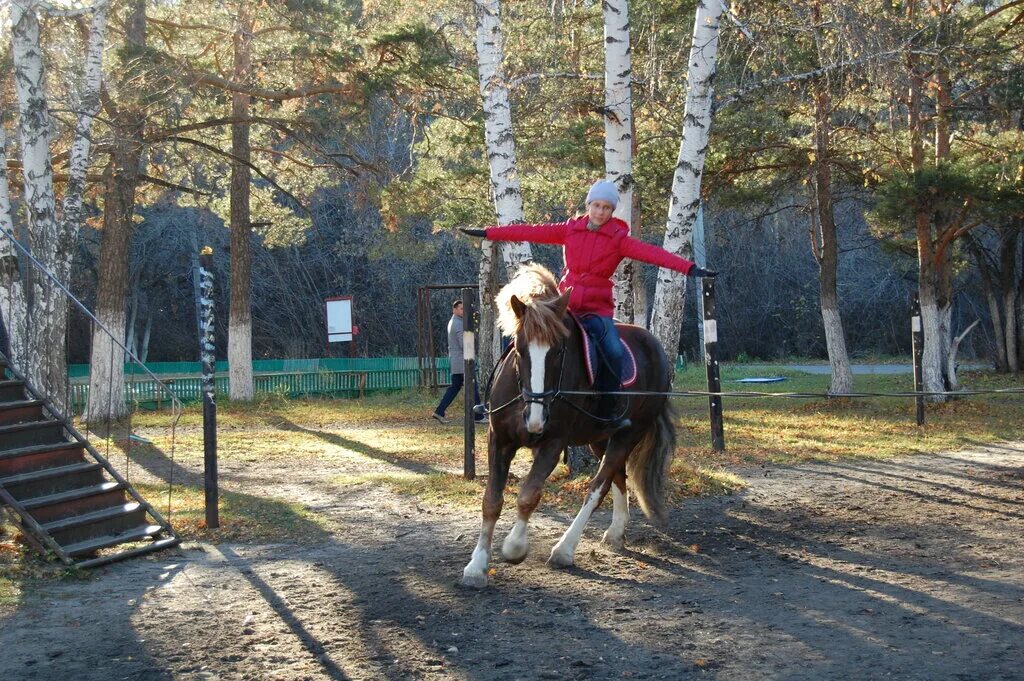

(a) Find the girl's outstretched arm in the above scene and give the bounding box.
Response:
[484,222,568,245]
[620,236,697,275]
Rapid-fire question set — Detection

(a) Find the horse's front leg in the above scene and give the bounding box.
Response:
[462,434,516,588]
[501,440,564,564]
[549,430,642,568]
[601,470,629,550]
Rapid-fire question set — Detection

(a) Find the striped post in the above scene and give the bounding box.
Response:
[199,247,219,528]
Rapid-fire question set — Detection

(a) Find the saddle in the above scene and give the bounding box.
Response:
[569,313,638,388]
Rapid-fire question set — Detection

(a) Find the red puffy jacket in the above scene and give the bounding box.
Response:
[486,216,696,317]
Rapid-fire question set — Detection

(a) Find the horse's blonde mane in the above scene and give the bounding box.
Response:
[496,263,569,346]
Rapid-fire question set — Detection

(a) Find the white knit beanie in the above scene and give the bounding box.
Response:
[585,180,619,208]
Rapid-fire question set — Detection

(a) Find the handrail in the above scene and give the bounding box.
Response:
[0,224,183,418]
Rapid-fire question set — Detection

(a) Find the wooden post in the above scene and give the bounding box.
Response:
[702,279,725,451]
[911,294,925,426]
[199,247,219,528]
[462,288,476,480]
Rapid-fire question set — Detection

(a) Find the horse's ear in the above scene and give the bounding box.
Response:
[510,295,527,319]
[554,288,572,317]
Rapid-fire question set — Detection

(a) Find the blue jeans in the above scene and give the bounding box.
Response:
[434,373,481,417]
[580,315,625,391]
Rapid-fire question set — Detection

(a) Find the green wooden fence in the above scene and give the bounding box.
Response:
[67,358,451,414]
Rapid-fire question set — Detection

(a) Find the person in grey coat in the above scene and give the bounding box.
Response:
[432,299,483,424]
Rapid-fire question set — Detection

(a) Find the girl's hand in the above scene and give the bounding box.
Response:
[689,266,718,278]
[460,228,486,238]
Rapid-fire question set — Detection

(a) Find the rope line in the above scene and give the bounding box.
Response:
[557,386,1024,399]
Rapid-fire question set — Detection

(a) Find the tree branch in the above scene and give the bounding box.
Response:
[193,71,355,102]
[164,135,308,211]
[139,173,212,196]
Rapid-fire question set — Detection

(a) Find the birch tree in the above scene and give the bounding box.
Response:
[473,0,532,372]
[650,0,723,363]
[0,126,26,362]
[603,0,638,324]
[7,0,108,408]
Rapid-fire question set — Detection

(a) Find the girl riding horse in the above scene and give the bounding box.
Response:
[461,179,717,430]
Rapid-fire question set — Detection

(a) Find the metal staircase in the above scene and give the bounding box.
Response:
[0,353,180,569]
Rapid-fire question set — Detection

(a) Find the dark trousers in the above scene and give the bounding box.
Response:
[434,373,481,417]
[580,314,625,391]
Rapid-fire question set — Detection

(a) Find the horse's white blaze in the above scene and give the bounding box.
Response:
[603,483,628,547]
[502,518,529,561]
[550,489,603,566]
[526,342,549,433]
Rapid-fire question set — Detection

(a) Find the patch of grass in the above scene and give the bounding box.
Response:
[332,471,484,508]
[134,484,333,544]
[671,366,1024,465]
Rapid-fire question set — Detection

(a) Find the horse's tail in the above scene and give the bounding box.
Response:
[625,400,677,525]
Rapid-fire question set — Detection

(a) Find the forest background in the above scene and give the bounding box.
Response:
[1,0,1021,409]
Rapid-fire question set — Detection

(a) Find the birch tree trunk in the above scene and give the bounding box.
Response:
[603,0,637,323]
[650,0,722,364]
[0,125,28,365]
[11,0,61,398]
[228,3,255,401]
[10,0,108,410]
[473,0,532,375]
[86,0,145,422]
[60,0,109,274]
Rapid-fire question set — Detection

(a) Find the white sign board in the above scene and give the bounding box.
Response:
[326,297,353,342]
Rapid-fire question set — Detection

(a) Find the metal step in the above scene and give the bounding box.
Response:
[0,420,67,450]
[42,502,144,533]
[62,524,165,558]
[48,502,150,548]
[20,481,127,524]
[0,442,89,477]
[0,379,27,402]
[0,462,106,501]
[0,399,45,425]
[0,461,103,487]
[74,536,182,570]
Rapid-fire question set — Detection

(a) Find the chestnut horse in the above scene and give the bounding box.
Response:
[462,264,676,588]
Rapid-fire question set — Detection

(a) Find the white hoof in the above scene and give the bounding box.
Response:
[501,535,529,564]
[602,531,625,551]
[547,545,575,568]
[461,567,488,589]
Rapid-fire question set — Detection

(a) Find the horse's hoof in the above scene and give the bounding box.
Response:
[547,547,575,568]
[501,538,529,564]
[602,532,625,551]
[461,569,488,589]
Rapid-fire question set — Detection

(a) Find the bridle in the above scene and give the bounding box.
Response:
[517,342,568,424]
[481,331,628,425]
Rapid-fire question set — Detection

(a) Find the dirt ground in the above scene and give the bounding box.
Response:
[3,439,1023,681]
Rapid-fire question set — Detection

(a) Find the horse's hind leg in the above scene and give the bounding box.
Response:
[601,471,629,550]
[462,436,517,589]
[549,430,642,568]
[501,441,563,564]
